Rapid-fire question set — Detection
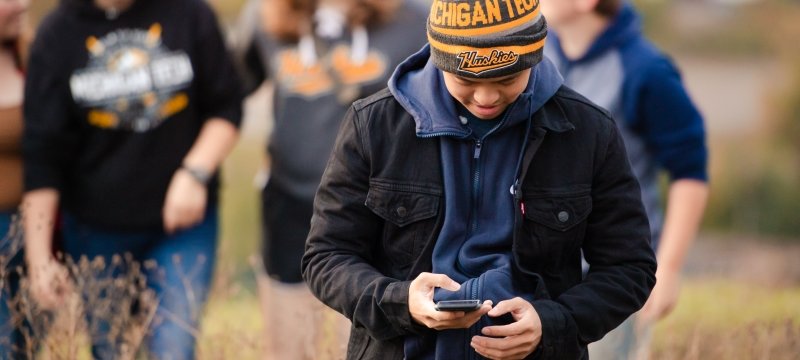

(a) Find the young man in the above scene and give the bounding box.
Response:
[302,0,657,359]
[541,0,709,358]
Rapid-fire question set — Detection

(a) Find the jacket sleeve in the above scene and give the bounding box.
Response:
[301,106,421,341]
[227,0,268,96]
[630,58,708,181]
[192,1,244,127]
[532,119,657,359]
[22,28,78,192]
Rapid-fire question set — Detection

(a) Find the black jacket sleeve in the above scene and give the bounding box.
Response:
[22,27,78,192]
[532,115,657,359]
[227,0,268,96]
[302,106,421,341]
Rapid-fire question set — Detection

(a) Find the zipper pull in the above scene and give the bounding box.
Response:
[520,201,526,215]
[510,179,522,200]
[473,140,482,159]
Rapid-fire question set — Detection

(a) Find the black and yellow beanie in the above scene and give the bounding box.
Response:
[427,0,547,78]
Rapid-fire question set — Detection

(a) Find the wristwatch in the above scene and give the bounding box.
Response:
[181,164,212,186]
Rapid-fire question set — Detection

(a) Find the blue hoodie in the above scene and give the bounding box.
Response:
[544,3,708,249]
[389,45,563,360]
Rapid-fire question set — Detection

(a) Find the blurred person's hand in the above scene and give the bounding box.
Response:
[471,297,542,360]
[409,272,492,330]
[162,167,208,234]
[639,267,681,324]
[28,256,72,310]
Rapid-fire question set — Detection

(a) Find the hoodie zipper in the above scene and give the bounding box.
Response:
[469,139,483,236]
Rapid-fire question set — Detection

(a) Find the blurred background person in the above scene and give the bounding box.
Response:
[1,0,34,357]
[21,0,242,358]
[541,0,709,358]
[230,0,428,357]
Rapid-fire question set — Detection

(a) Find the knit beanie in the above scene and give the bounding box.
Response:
[427,0,547,78]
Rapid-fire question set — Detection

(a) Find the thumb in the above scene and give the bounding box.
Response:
[419,272,461,292]
[435,274,461,292]
[488,297,526,318]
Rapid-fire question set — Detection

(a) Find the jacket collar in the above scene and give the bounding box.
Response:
[532,94,575,135]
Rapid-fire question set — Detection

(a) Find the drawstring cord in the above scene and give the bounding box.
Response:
[350,25,369,66]
[509,105,534,201]
[298,6,370,68]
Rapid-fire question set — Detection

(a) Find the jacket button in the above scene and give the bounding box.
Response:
[396,206,408,217]
[557,211,569,222]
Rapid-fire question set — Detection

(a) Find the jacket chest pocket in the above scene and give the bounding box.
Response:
[365,182,441,270]
[518,192,592,268]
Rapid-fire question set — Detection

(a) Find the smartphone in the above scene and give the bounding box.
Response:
[434,299,482,312]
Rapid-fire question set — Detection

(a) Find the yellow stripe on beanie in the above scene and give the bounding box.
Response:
[427,33,545,56]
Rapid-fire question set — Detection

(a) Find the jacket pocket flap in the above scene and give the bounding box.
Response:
[523,195,592,231]
[365,186,440,227]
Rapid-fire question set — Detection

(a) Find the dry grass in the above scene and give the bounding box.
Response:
[651,279,800,360]
[4,222,800,359]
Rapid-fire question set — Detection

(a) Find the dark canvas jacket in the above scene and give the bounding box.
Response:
[302,85,657,359]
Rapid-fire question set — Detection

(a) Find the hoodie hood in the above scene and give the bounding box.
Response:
[389,44,563,138]
[548,3,641,64]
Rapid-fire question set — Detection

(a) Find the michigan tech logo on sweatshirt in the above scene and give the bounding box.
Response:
[70,24,193,132]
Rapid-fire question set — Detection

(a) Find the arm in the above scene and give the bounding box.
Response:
[471,117,658,360]
[639,179,708,322]
[162,2,244,233]
[162,119,239,233]
[534,120,657,359]
[21,24,77,308]
[302,106,421,340]
[22,189,72,309]
[227,0,269,95]
[634,58,709,322]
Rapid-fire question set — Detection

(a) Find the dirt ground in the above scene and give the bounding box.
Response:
[684,234,800,287]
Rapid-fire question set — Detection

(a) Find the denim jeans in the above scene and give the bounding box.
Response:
[1,210,33,359]
[61,206,218,360]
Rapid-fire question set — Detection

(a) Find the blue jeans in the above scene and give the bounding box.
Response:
[1,210,36,359]
[61,207,218,360]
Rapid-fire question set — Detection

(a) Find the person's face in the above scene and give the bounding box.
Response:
[0,0,28,41]
[442,69,531,120]
[539,0,582,29]
[93,0,135,12]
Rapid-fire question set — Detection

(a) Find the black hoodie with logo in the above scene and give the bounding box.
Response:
[23,0,243,231]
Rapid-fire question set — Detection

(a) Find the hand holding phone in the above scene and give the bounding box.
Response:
[434,299,482,312]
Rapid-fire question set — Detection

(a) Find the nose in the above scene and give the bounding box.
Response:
[472,85,500,106]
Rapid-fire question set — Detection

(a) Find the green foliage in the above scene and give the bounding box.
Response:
[773,63,800,156]
[704,160,800,237]
[703,64,800,238]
